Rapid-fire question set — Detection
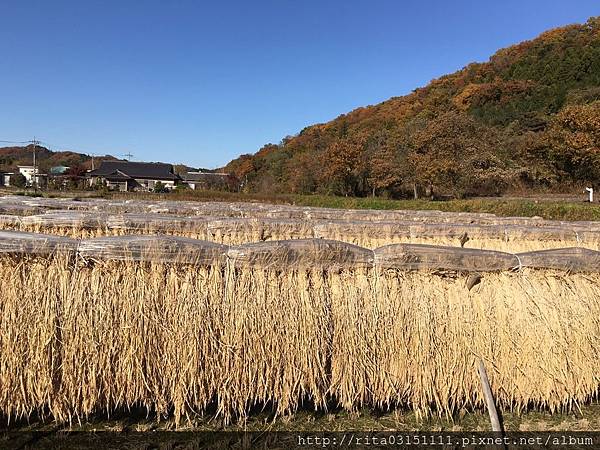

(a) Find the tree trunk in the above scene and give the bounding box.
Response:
[413,183,419,200]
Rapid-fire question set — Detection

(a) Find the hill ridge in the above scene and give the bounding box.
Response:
[225,16,600,198]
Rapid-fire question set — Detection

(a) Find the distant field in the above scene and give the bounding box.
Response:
[4,184,600,223]
[110,190,600,221]
[3,187,599,221]
[1,190,599,449]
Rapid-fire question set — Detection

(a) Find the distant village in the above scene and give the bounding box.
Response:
[0,160,236,192]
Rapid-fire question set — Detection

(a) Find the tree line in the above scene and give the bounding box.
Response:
[225,17,600,199]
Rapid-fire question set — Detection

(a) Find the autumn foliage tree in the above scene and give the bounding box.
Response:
[320,138,366,196]
[409,112,511,197]
[223,17,600,198]
[361,128,406,197]
[547,101,600,183]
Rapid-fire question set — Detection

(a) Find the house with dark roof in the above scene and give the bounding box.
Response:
[87,161,180,191]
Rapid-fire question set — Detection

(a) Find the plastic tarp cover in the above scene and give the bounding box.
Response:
[78,235,228,264]
[21,211,109,228]
[145,203,200,216]
[16,198,91,211]
[193,205,247,218]
[89,202,149,214]
[314,221,411,239]
[106,213,207,233]
[504,226,585,242]
[260,219,315,239]
[232,208,307,220]
[408,224,506,240]
[375,243,519,272]
[0,204,44,216]
[227,238,374,270]
[315,221,506,241]
[207,218,264,236]
[303,208,498,223]
[0,230,78,255]
[565,221,600,232]
[517,247,600,271]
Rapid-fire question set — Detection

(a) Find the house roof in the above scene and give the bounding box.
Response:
[182,172,230,181]
[88,161,180,180]
[102,170,133,181]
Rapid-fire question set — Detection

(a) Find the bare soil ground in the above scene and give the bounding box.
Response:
[3,403,599,449]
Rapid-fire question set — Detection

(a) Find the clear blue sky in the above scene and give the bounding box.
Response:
[0,1,598,169]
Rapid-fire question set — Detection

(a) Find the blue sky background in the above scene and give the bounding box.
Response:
[1,0,598,168]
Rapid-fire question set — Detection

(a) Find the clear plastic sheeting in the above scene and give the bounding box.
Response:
[2,225,600,272]
[314,221,411,242]
[517,247,600,271]
[571,230,600,243]
[255,209,308,220]
[191,204,243,218]
[314,221,506,245]
[22,211,109,229]
[260,219,315,240]
[375,243,519,272]
[91,202,150,214]
[207,218,265,243]
[145,204,199,216]
[504,226,587,242]
[564,221,600,232]
[7,194,600,236]
[15,198,91,211]
[0,204,44,216]
[408,223,505,240]
[303,208,499,224]
[78,235,228,264]
[106,213,207,235]
[0,230,78,255]
[227,239,374,270]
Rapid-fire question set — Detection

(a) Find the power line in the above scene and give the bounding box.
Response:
[0,140,31,144]
[2,138,138,165]
[3,138,119,157]
[32,138,39,191]
[40,141,134,161]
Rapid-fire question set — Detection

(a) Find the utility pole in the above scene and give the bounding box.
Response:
[31,137,39,190]
[123,152,133,161]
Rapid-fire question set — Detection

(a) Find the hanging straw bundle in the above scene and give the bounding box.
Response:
[1,231,599,425]
[222,239,373,422]
[19,211,110,238]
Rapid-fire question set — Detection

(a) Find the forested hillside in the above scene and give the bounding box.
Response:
[0,145,117,173]
[225,17,600,198]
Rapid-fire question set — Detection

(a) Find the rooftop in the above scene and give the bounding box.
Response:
[88,161,179,180]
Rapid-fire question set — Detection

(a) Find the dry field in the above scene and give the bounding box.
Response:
[0,195,599,436]
[2,195,600,251]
